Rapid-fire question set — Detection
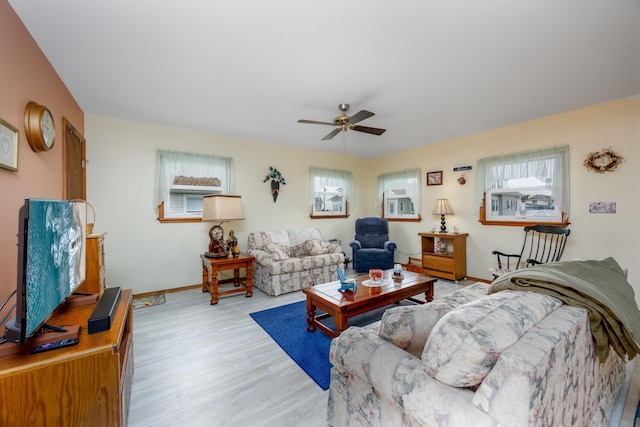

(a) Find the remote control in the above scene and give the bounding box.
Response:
[31,338,79,354]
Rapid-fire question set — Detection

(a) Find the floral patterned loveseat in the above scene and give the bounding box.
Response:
[247,228,345,296]
[328,281,627,426]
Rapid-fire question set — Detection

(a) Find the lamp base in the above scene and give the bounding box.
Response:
[440,214,447,233]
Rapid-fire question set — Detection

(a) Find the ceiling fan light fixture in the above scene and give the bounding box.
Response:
[298,103,386,141]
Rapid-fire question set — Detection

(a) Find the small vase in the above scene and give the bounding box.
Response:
[271,180,280,202]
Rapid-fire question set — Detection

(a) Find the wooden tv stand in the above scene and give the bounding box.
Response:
[0,289,133,426]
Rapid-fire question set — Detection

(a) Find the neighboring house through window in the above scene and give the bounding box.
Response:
[156,150,234,222]
[476,145,570,226]
[377,169,421,221]
[309,167,353,218]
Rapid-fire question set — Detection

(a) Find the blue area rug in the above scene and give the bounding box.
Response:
[249,299,416,390]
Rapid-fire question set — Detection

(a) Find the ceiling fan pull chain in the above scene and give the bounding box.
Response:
[342,132,346,158]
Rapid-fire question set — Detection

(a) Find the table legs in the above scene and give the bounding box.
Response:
[306,299,316,332]
[305,298,344,338]
[201,263,253,305]
[245,263,253,298]
[425,284,434,302]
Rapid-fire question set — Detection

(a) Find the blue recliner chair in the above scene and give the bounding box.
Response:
[349,217,397,272]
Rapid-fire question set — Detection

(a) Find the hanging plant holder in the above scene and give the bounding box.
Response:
[263,166,286,203]
[271,180,280,202]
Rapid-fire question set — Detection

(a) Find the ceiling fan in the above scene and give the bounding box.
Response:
[297,103,386,140]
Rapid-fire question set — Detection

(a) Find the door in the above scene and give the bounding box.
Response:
[63,118,86,200]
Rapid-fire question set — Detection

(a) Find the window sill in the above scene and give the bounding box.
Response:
[479,194,570,227]
[310,214,349,219]
[309,202,349,219]
[157,202,203,223]
[386,216,422,222]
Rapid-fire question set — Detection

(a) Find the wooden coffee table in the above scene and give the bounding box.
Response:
[303,270,436,338]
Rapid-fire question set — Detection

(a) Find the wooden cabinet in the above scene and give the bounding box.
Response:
[76,232,107,294]
[0,289,134,426]
[419,232,468,282]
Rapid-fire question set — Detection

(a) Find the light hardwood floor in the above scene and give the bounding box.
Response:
[127,276,466,427]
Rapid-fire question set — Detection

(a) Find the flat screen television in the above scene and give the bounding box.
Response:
[5,199,87,344]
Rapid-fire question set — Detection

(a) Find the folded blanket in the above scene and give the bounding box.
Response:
[489,257,640,362]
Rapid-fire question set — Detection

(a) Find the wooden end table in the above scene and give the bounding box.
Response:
[200,253,255,305]
[302,270,436,338]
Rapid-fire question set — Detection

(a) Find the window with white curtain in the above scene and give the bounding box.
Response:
[156,150,234,221]
[377,169,421,220]
[475,145,570,225]
[309,167,353,218]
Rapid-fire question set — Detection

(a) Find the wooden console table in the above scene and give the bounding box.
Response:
[419,232,468,283]
[201,253,255,304]
[0,289,133,426]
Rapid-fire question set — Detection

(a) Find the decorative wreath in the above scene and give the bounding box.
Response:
[583,147,624,173]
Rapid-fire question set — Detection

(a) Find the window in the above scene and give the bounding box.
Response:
[309,167,353,218]
[476,145,570,226]
[156,150,234,222]
[377,169,421,221]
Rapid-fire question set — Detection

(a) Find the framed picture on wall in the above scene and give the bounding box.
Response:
[0,118,19,171]
[426,171,442,186]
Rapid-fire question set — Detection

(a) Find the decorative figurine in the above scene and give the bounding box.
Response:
[337,269,356,292]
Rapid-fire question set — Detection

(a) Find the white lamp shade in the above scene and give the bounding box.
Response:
[432,199,454,215]
[202,195,245,222]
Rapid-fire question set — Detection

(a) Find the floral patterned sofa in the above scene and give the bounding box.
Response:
[328,281,627,426]
[247,228,345,296]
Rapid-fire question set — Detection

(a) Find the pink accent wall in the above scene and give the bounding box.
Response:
[0,1,84,320]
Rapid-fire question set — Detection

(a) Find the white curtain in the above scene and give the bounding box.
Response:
[475,145,570,216]
[155,150,234,208]
[376,168,421,214]
[308,167,354,209]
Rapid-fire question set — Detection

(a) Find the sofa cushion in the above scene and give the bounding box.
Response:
[264,242,289,261]
[422,290,562,387]
[305,239,326,255]
[322,241,342,254]
[287,228,323,245]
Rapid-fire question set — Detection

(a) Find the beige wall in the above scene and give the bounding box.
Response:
[371,98,639,297]
[85,99,640,303]
[84,115,370,294]
[0,1,84,307]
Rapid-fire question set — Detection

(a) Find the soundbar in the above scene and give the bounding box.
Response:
[88,287,121,334]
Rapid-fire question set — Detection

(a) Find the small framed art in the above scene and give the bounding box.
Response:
[426,171,442,186]
[0,118,18,171]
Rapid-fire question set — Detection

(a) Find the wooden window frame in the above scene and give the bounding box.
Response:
[479,193,570,227]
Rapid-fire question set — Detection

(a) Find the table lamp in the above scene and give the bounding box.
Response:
[432,198,453,233]
[202,195,244,258]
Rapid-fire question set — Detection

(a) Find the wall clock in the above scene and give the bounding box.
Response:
[24,101,55,152]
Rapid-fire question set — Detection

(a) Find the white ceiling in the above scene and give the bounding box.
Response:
[8,0,640,158]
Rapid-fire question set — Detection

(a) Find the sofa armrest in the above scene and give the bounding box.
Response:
[330,327,493,426]
[348,240,362,250]
[378,301,458,357]
[472,305,626,427]
[247,249,275,266]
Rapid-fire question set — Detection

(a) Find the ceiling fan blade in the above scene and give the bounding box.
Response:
[298,119,335,126]
[349,110,374,124]
[351,125,386,136]
[322,128,342,140]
